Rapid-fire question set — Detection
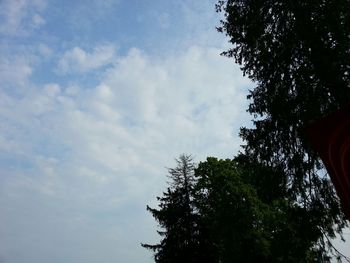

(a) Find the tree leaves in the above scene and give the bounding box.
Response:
[143,155,333,262]
[217,0,349,254]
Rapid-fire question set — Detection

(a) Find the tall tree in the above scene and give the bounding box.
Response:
[142,155,209,263]
[216,0,349,255]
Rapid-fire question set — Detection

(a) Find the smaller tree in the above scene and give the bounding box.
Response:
[194,156,330,262]
[142,155,207,263]
[194,157,272,262]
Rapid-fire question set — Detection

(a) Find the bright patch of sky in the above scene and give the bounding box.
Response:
[0,0,348,263]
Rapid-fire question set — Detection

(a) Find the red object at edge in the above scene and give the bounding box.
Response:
[306,104,350,220]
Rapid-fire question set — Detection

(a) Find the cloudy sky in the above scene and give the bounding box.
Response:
[0,1,254,262]
[0,1,348,263]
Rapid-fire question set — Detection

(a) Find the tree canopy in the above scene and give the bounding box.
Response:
[195,156,335,262]
[144,155,337,262]
[216,0,349,250]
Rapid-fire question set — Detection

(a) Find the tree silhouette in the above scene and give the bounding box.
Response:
[144,155,336,262]
[195,156,334,262]
[216,0,349,256]
[142,155,210,263]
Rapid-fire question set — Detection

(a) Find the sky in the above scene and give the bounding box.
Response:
[0,1,253,262]
[0,1,348,263]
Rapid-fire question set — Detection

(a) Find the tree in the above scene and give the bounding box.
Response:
[195,156,330,262]
[194,157,272,262]
[216,0,349,257]
[142,155,210,263]
[145,154,339,262]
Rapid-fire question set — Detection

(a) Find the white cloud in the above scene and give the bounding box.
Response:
[0,0,47,36]
[1,44,252,213]
[37,43,53,59]
[57,44,116,74]
[66,0,120,33]
[0,56,33,87]
[32,13,45,28]
[0,44,252,263]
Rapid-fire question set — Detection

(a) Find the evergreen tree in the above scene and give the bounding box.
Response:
[142,155,209,263]
[216,0,349,257]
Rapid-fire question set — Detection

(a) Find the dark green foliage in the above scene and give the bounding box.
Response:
[141,155,210,263]
[216,0,349,255]
[194,157,271,262]
[194,156,330,262]
[144,155,335,262]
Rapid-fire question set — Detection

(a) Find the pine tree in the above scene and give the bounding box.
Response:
[216,0,349,258]
[142,155,208,263]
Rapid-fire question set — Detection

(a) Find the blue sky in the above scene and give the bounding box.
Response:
[0,1,348,263]
[0,1,252,262]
